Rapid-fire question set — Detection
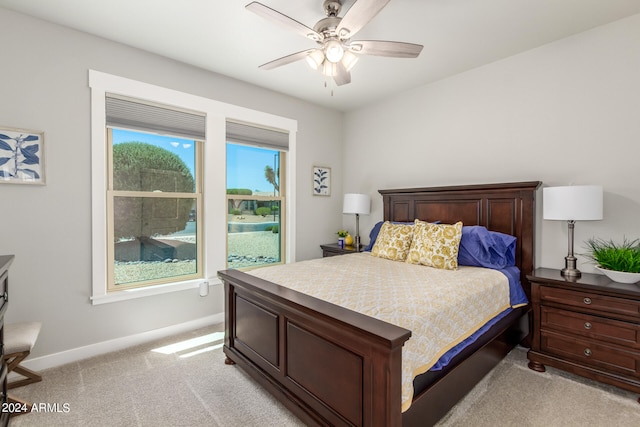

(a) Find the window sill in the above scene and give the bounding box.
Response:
[90,277,221,305]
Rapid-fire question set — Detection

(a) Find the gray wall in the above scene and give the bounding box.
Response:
[0,9,343,358]
[343,13,640,274]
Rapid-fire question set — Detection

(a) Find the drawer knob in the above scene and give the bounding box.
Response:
[584,322,592,330]
[583,297,592,305]
[584,348,592,357]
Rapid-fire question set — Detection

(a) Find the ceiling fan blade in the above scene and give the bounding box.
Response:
[336,0,390,39]
[333,62,351,86]
[259,49,314,70]
[246,2,322,41]
[349,40,423,58]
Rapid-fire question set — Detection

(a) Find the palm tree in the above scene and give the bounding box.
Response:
[264,165,279,192]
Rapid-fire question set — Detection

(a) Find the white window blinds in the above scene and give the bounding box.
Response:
[106,95,206,140]
[226,120,289,151]
[105,94,289,150]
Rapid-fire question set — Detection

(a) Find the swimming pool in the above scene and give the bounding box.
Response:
[227,221,278,233]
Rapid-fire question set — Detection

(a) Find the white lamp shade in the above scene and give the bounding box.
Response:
[543,185,603,221]
[343,193,371,215]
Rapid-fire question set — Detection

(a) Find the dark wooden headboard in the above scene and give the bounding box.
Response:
[379,181,541,297]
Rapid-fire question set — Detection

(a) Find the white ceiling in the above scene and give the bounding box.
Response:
[2,0,640,111]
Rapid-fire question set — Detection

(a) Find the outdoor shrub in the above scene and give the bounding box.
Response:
[230,209,242,215]
[113,142,193,192]
[256,207,271,217]
[112,143,194,240]
[271,225,279,234]
[265,226,273,232]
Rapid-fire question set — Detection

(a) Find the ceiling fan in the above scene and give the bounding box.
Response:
[246,0,423,86]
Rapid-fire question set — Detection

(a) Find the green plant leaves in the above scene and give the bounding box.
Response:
[584,237,640,273]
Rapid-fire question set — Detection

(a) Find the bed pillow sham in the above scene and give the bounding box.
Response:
[364,220,439,251]
[370,222,414,261]
[364,221,411,251]
[406,220,463,270]
[457,225,516,269]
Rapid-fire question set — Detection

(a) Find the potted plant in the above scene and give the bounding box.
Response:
[584,237,640,284]
[337,230,348,248]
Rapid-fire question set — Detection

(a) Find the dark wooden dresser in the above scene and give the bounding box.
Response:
[0,255,13,426]
[527,267,640,403]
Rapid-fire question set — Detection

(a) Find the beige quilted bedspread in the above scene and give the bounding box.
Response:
[247,252,511,412]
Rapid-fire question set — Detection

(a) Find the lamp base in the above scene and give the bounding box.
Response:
[355,213,361,252]
[561,255,581,278]
[560,220,581,279]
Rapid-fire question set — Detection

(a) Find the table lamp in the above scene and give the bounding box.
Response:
[543,185,603,278]
[343,193,371,252]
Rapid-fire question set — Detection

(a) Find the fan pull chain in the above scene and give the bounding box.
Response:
[323,78,334,96]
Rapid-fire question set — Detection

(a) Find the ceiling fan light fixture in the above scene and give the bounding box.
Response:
[341,50,358,72]
[247,0,424,88]
[306,49,325,70]
[324,39,344,63]
[322,60,337,77]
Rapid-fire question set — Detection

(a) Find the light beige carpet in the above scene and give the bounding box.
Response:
[9,324,640,426]
[437,346,640,426]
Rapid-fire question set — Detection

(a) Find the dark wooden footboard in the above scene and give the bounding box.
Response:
[220,269,411,427]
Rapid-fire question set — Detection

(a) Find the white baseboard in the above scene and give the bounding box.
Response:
[20,313,224,372]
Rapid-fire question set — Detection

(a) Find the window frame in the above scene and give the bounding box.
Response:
[89,70,297,305]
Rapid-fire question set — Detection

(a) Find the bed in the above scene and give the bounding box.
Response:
[218,181,541,426]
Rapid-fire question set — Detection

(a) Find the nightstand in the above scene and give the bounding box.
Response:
[320,243,363,257]
[527,268,640,403]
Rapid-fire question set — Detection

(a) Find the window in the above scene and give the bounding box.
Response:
[226,144,284,269]
[106,96,204,291]
[225,121,289,270]
[89,70,298,304]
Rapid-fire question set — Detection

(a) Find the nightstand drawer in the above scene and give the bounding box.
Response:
[541,330,640,377]
[540,286,640,320]
[541,306,640,349]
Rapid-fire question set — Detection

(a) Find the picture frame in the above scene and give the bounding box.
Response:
[0,127,45,185]
[312,166,331,196]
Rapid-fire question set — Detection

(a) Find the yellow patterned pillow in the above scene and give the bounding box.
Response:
[371,222,414,261]
[407,220,463,270]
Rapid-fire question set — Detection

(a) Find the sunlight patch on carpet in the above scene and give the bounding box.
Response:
[151,332,224,358]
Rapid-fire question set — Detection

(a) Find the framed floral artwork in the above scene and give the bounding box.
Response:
[0,127,45,185]
[313,166,330,196]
